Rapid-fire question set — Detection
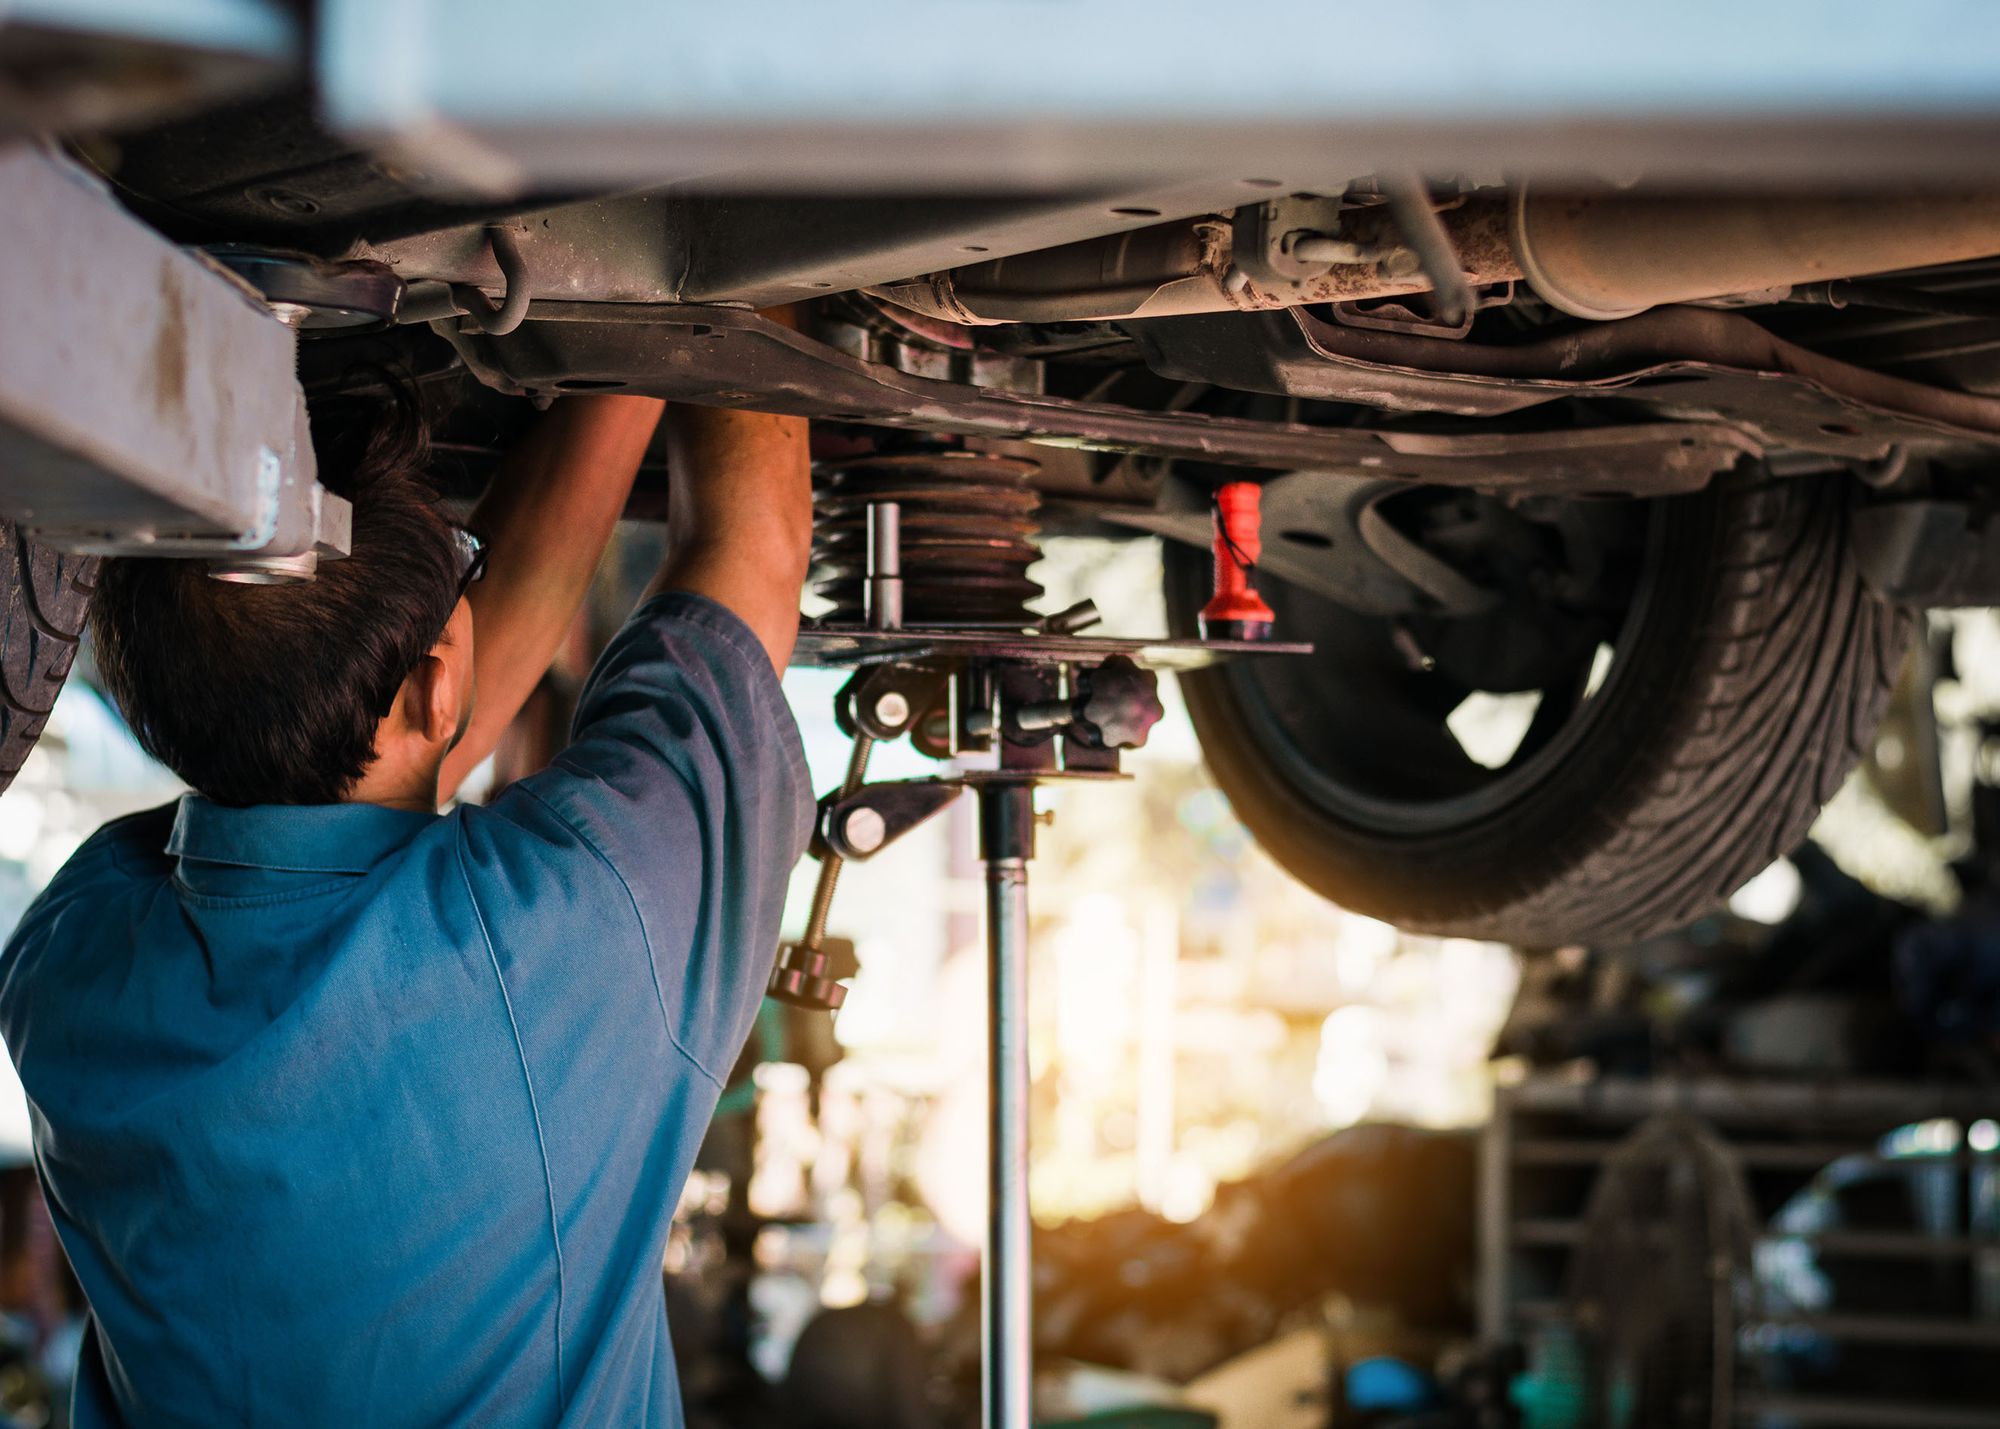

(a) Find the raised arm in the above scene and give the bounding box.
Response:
[647,405,812,671]
[485,404,816,1080]
[439,394,664,797]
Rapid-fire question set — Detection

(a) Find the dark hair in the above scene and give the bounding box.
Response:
[91,390,463,806]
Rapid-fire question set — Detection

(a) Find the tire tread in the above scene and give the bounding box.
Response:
[1490,473,1909,943]
[0,521,99,789]
[1171,470,1913,946]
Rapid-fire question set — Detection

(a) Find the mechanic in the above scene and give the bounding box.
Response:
[0,391,815,1426]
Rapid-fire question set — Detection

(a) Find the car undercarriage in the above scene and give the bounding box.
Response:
[9,3,2000,945]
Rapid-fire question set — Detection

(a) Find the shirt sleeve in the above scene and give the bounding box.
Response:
[488,592,814,1082]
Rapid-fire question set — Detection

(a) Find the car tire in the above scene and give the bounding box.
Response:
[0,521,97,796]
[1165,468,1912,946]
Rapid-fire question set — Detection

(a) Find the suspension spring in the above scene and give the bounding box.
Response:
[813,449,1045,628]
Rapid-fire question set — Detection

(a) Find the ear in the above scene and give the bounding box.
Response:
[406,639,463,747]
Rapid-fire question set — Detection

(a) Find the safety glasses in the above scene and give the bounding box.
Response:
[451,525,489,601]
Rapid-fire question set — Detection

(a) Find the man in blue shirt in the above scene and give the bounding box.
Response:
[0,391,816,1426]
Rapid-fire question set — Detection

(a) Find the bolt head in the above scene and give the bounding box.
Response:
[1380,248,1424,280]
[873,691,911,729]
[840,805,888,855]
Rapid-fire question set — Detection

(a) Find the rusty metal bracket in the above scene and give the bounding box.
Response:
[1231,193,1405,293]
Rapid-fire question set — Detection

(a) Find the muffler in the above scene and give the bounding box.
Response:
[1511,189,2000,320]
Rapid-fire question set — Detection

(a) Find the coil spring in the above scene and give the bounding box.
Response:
[812,450,1044,627]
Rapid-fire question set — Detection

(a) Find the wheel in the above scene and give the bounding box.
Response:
[1165,467,1912,946]
[0,521,97,796]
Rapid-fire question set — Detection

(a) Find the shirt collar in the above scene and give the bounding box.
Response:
[166,794,439,875]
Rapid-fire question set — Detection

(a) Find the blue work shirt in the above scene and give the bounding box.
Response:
[0,593,813,1427]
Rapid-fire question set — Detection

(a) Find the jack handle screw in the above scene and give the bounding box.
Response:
[767,733,875,1011]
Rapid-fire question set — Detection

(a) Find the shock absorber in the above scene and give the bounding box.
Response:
[1200,480,1276,642]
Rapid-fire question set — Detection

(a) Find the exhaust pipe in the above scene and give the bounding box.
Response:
[872,189,2000,327]
[872,197,1518,325]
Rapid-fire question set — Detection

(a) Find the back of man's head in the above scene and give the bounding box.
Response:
[91,395,464,807]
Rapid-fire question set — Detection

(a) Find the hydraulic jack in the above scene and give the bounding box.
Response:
[770,457,1301,1429]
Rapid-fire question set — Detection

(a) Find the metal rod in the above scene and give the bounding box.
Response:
[978,781,1036,1429]
[866,500,904,631]
[1379,173,1474,328]
[801,733,874,948]
[449,224,531,335]
[1788,277,2000,323]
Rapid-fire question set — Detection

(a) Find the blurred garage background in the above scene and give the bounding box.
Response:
[1,535,1997,1429]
